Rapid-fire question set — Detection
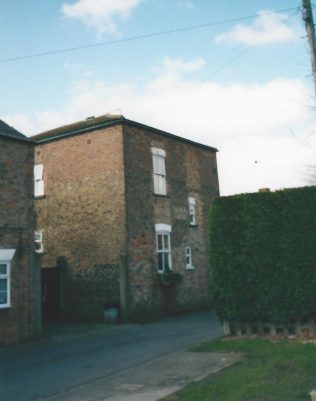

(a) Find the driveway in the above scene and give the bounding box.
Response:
[1,311,223,401]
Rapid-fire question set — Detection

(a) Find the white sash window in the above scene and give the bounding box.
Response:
[34,164,44,197]
[155,224,172,272]
[188,197,196,226]
[152,147,166,195]
[35,230,44,254]
[185,246,193,269]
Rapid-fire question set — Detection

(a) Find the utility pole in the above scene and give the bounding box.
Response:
[302,0,316,99]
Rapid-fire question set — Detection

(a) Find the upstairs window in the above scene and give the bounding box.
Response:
[188,197,196,226]
[185,246,193,269]
[155,224,172,272]
[34,164,44,197]
[152,147,166,195]
[34,231,44,254]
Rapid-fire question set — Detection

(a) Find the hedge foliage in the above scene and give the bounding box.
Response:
[209,186,316,323]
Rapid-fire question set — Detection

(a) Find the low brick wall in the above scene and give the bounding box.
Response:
[62,263,120,321]
[223,318,316,338]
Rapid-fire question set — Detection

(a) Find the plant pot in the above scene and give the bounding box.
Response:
[103,306,119,323]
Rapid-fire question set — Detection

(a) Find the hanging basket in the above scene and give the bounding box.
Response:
[158,271,182,287]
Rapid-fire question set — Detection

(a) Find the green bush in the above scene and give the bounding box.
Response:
[209,186,316,322]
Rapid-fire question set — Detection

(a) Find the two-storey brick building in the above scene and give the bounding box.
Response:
[0,120,41,345]
[31,115,219,322]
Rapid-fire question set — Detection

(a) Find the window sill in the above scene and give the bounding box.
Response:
[153,193,169,198]
[157,269,173,274]
[189,224,198,228]
[35,195,46,200]
[0,305,11,310]
[186,267,195,270]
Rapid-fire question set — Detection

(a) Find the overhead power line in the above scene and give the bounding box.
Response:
[202,6,301,80]
[0,6,300,64]
[203,45,253,81]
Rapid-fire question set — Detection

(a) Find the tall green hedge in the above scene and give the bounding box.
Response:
[209,186,316,323]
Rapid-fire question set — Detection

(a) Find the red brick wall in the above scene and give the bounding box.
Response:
[123,125,219,321]
[0,137,41,345]
[34,121,219,323]
[35,127,126,320]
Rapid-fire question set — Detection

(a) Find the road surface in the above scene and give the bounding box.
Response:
[1,311,223,401]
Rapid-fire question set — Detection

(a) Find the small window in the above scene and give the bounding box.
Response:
[0,250,15,308]
[185,247,193,269]
[34,231,44,254]
[0,262,10,308]
[188,197,196,226]
[155,224,172,272]
[152,147,166,195]
[34,164,44,197]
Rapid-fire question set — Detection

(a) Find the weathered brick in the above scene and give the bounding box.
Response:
[34,118,219,322]
[35,127,125,320]
[0,136,41,345]
[123,124,219,320]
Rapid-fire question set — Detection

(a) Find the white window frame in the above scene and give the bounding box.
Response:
[34,230,44,254]
[152,147,167,195]
[0,262,10,308]
[0,249,15,309]
[185,246,194,269]
[155,224,172,273]
[34,164,44,197]
[188,197,196,226]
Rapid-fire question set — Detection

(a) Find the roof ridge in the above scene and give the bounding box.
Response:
[31,113,124,141]
[30,114,218,152]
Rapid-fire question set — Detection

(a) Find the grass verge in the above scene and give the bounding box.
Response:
[162,337,316,401]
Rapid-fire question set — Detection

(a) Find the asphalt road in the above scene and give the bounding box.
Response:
[0,311,223,401]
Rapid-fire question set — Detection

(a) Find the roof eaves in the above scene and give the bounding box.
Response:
[33,117,125,144]
[0,131,34,144]
[33,115,218,152]
[0,119,33,144]
[123,119,218,152]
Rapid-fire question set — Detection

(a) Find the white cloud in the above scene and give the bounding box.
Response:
[64,61,94,77]
[215,10,297,46]
[4,57,316,195]
[218,134,316,195]
[163,57,205,73]
[179,1,194,9]
[61,0,141,36]
[3,113,34,135]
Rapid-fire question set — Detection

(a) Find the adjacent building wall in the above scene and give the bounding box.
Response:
[123,124,219,321]
[0,137,41,345]
[35,126,126,320]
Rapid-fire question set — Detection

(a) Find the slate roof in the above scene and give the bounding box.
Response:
[31,114,218,152]
[0,119,32,143]
[31,114,123,143]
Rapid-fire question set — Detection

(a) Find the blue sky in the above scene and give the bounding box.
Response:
[1,0,316,194]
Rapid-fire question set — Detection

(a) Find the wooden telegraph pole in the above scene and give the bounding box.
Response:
[302,0,316,98]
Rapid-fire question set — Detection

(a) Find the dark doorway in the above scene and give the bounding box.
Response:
[41,267,61,322]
